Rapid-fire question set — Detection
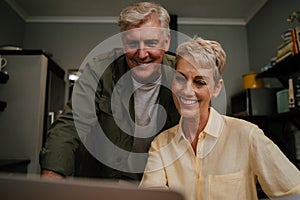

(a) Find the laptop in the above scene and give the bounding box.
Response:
[0,173,184,200]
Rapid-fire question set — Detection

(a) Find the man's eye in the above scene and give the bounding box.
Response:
[127,41,138,48]
[145,40,159,47]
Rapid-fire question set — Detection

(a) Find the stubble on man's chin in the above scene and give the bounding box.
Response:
[131,65,162,84]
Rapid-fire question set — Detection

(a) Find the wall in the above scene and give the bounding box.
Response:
[179,25,249,113]
[22,22,249,113]
[3,0,300,113]
[23,23,120,70]
[0,0,25,47]
[4,1,275,114]
[247,0,300,72]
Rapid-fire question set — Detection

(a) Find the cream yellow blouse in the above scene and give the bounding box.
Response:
[140,108,300,200]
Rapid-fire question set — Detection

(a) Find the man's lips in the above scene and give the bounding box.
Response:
[134,61,152,66]
[137,63,152,68]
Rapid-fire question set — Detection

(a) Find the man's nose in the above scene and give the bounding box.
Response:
[137,44,148,59]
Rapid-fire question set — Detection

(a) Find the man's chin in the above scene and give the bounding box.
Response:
[131,71,161,83]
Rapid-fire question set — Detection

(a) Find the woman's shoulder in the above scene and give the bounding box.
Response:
[224,115,259,129]
[222,115,264,138]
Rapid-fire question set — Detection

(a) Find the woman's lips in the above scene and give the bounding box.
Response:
[179,97,199,105]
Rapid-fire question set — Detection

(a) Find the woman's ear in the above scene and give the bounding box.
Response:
[212,79,223,97]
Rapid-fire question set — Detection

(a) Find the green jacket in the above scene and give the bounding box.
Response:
[40,49,180,180]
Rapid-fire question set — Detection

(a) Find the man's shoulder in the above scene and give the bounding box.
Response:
[85,48,127,77]
[86,48,125,67]
[163,52,176,68]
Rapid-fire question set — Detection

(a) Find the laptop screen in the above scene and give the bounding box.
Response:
[0,173,184,200]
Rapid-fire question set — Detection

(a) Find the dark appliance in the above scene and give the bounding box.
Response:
[231,88,280,117]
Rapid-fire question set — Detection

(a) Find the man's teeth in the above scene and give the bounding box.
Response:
[137,62,150,65]
[180,97,198,105]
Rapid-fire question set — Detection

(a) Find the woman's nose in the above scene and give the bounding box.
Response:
[182,81,195,96]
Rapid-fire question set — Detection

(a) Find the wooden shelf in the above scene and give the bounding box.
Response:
[257,54,300,87]
[258,53,300,78]
[236,109,300,120]
[0,159,30,173]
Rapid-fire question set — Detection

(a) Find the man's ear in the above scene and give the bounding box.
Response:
[212,79,223,98]
[164,33,171,51]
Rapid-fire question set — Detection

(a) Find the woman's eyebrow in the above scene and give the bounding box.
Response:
[195,75,209,80]
[175,71,185,76]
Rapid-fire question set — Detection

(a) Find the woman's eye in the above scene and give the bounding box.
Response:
[194,80,207,86]
[175,75,186,83]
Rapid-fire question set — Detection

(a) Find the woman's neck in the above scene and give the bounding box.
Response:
[182,108,210,144]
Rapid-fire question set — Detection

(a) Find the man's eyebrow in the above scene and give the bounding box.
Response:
[126,40,138,43]
[145,39,159,42]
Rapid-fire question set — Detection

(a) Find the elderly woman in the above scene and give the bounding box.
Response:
[139,37,300,200]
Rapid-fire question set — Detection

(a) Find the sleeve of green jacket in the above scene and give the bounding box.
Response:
[39,63,100,176]
[39,100,80,176]
[39,50,118,176]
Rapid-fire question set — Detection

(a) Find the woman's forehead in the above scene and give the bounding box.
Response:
[177,56,214,73]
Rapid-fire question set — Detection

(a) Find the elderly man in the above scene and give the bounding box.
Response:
[40,2,180,181]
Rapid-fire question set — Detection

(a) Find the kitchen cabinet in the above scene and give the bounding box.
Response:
[0,71,9,83]
[0,50,65,174]
[0,71,9,111]
[233,55,300,199]
[245,54,300,169]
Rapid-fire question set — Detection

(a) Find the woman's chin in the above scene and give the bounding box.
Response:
[180,110,199,119]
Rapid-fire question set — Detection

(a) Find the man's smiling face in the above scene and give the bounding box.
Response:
[122,13,170,83]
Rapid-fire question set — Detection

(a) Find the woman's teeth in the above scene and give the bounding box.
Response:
[180,97,198,105]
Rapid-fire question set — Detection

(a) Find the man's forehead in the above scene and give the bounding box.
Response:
[122,28,164,39]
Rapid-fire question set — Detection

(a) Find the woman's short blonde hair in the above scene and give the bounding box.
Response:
[118,2,170,31]
[176,36,227,81]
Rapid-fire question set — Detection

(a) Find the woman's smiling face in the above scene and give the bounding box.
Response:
[172,56,219,119]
